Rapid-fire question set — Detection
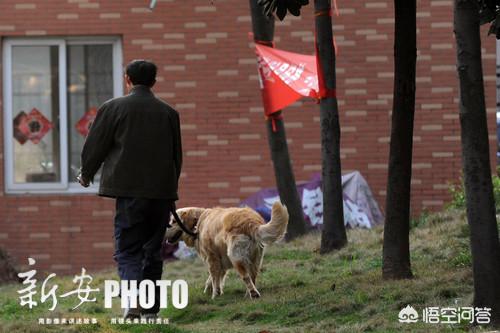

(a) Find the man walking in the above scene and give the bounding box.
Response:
[78,59,182,319]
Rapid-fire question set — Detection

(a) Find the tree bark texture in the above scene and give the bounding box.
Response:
[454,0,500,326]
[314,0,348,253]
[382,0,416,280]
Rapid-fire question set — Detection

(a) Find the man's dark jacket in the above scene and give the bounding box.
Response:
[81,85,182,200]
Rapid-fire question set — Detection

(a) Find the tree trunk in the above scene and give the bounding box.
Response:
[382,0,416,280]
[314,0,347,253]
[249,0,307,239]
[454,0,500,326]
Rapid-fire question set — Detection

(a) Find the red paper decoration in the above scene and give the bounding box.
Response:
[14,108,54,145]
[75,107,97,137]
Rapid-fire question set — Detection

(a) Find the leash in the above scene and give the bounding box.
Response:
[170,202,198,239]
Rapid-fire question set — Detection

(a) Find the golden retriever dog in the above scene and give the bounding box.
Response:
[165,202,288,299]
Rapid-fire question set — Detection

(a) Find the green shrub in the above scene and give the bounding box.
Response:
[493,174,500,207]
[410,210,430,229]
[450,249,472,268]
[448,172,500,211]
[449,181,466,209]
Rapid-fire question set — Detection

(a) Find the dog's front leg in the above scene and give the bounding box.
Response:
[207,259,223,299]
[203,275,212,294]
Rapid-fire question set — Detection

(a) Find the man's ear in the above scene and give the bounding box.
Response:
[124,74,132,88]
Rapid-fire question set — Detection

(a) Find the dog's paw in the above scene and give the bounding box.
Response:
[211,288,221,299]
[249,289,261,299]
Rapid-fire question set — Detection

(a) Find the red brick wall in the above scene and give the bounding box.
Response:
[0,0,497,273]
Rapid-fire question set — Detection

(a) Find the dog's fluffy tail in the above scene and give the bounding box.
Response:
[257,202,289,245]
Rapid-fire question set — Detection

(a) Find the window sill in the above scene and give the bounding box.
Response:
[5,184,99,195]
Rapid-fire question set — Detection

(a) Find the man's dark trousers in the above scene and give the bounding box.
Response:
[114,197,170,314]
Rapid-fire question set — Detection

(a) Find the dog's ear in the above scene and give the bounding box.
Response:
[186,213,199,230]
[188,208,204,227]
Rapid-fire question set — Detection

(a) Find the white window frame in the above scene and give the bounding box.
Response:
[3,36,123,194]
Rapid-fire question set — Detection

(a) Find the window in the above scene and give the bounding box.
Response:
[3,37,123,193]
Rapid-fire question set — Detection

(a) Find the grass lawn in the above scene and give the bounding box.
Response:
[0,208,498,333]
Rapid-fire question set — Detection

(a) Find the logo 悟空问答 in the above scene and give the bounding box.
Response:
[398,305,419,323]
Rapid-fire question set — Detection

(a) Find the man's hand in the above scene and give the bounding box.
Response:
[77,174,90,188]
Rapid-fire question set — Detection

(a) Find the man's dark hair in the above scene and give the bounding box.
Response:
[125,60,157,87]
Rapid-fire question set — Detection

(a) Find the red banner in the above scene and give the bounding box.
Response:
[256,44,330,116]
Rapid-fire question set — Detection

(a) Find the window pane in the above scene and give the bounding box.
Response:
[67,44,114,182]
[11,45,61,183]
